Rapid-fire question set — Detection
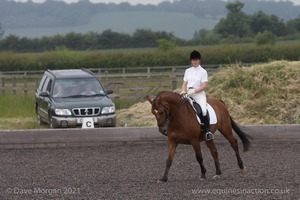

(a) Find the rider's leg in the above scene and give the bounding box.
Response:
[193,93,214,141]
[203,112,214,140]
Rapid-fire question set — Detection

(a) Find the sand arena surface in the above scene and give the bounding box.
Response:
[0,139,299,200]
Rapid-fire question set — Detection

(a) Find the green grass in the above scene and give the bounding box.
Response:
[0,94,44,129]
[0,94,35,118]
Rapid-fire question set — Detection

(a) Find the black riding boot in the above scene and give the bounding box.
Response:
[203,114,214,141]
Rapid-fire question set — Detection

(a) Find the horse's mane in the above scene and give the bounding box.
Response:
[156,91,181,102]
[155,91,190,108]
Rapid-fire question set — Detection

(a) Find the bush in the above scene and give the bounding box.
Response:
[255,31,277,45]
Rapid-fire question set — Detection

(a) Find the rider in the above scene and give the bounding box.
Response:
[181,50,214,141]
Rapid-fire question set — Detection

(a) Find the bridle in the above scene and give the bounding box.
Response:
[152,97,171,129]
[151,93,187,136]
[156,104,171,128]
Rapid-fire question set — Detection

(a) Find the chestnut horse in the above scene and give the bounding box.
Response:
[146,91,251,182]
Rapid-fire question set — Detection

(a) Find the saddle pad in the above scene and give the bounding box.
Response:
[206,103,217,124]
[188,98,217,124]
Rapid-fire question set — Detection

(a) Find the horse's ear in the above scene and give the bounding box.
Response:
[146,95,153,104]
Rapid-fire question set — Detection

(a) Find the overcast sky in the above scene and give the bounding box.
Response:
[12,0,300,5]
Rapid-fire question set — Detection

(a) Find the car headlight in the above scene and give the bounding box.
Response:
[101,106,115,114]
[55,109,72,116]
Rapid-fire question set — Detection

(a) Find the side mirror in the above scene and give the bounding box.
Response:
[39,91,49,97]
[106,89,113,95]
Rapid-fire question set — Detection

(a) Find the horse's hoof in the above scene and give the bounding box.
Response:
[240,167,248,176]
[201,175,206,180]
[213,175,221,179]
[158,178,168,183]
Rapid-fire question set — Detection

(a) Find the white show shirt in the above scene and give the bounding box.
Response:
[183,65,208,115]
[183,65,208,91]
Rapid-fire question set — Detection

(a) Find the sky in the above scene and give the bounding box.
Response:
[12,0,300,6]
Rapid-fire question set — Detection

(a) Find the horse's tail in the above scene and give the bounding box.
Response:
[219,99,251,152]
[230,117,251,152]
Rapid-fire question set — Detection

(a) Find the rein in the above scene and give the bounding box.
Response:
[156,104,171,128]
[152,93,187,136]
[152,97,172,133]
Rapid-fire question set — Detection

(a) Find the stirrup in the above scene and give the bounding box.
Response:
[206,131,214,141]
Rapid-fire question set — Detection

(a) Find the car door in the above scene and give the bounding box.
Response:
[37,76,53,121]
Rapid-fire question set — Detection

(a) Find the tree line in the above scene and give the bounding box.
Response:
[0,1,300,52]
[0,0,299,30]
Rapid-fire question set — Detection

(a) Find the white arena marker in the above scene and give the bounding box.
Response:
[82,118,94,128]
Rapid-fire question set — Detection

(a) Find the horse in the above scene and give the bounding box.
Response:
[146,91,251,182]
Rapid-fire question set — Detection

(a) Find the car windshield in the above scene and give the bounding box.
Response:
[52,78,105,98]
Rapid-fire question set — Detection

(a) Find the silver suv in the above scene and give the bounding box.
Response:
[35,69,116,128]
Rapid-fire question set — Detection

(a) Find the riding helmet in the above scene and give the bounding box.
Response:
[190,50,201,60]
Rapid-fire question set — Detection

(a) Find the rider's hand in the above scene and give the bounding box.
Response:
[180,91,187,95]
[187,89,195,95]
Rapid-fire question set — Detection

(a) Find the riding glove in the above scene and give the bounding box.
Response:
[187,89,195,95]
[180,91,187,95]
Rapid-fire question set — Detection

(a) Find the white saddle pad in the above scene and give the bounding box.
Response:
[188,98,217,125]
[206,103,217,124]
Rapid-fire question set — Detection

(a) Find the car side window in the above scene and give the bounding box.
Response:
[41,77,50,92]
[38,75,47,91]
[46,79,53,93]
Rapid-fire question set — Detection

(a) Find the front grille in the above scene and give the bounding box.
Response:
[72,107,100,116]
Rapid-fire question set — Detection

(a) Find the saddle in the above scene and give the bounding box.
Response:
[186,97,217,125]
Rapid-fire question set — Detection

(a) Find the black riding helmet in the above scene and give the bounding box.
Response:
[190,50,201,60]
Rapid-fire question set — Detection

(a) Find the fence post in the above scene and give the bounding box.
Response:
[122,68,126,79]
[147,67,150,78]
[171,80,177,90]
[24,71,28,89]
[12,76,17,94]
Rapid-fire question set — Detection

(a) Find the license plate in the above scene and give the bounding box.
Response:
[78,117,95,128]
[77,118,96,123]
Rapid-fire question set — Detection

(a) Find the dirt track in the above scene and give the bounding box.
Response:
[0,138,299,200]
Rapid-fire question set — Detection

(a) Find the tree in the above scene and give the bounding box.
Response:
[156,39,176,51]
[214,1,251,38]
[249,11,287,36]
[0,23,4,39]
[286,15,300,33]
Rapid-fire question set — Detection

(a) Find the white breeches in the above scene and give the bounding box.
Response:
[190,92,207,116]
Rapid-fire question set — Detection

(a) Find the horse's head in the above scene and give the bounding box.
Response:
[146,95,170,136]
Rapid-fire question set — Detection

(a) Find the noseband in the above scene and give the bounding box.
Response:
[152,98,171,128]
[157,104,170,128]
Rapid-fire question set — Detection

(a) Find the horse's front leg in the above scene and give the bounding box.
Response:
[160,139,178,182]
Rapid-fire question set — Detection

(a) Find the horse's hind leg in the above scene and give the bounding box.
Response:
[160,139,178,182]
[191,140,206,179]
[219,126,248,176]
[205,140,221,178]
